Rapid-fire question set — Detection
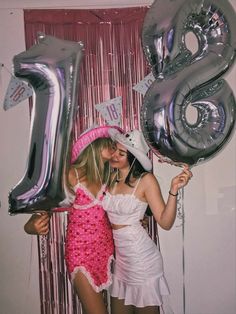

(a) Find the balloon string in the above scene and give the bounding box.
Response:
[176,188,185,314]
[23,236,34,314]
[181,188,186,314]
[178,188,186,314]
[40,234,48,260]
[1,63,15,77]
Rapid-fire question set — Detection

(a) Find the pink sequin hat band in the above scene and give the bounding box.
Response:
[71,125,122,163]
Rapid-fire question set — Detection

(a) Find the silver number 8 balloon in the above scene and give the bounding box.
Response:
[141,0,236,166]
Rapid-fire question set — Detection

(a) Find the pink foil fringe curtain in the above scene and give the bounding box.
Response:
[24,8,160,314]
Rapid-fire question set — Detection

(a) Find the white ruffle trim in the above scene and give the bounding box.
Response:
[71,255,114,293]
[109,275,170,307]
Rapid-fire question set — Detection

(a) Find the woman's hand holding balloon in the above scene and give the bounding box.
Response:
[24,213,51,235]
[169,166,193,195]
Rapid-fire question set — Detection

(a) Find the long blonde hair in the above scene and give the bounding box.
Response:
[72,137,113,186]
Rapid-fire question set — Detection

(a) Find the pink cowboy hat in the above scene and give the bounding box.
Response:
[71,125,122,163]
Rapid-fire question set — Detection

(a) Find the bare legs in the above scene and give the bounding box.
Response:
[73,272,160,314]
[111,297,133,314]
[73,271,108,314]
[111,297,160,314]
[135,306,160,314]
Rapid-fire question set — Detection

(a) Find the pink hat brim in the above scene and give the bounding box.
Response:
[71,125,122,163]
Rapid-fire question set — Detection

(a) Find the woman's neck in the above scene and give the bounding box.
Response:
[116,168,130,182]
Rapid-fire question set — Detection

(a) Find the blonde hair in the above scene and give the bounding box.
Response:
[72,137,113,186]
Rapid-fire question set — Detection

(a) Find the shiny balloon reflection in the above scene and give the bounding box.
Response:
[9,34,84,214]
[141,0,236,166]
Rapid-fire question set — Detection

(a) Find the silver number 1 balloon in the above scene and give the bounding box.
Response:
[8,34,84,214]
[141,0,236,166]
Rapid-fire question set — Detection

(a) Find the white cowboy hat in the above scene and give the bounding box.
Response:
[109,129,152,171]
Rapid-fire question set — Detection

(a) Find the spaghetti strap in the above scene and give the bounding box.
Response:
[132,177,142,195]
[132,173,147,195]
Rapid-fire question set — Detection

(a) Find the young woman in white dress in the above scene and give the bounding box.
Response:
[102,129,193,314]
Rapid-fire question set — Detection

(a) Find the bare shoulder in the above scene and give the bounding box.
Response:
[137,173,161,202]
[141,172,158,184]
[140,173,161,195]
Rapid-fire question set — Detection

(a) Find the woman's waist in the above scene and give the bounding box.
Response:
[111,223,129,230]
[106,209,145,225]
[111,224,149,245]
[111,223,142,230]
[108,215,143,226]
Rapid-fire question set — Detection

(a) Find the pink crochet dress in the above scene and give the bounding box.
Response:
[64,183,114,292]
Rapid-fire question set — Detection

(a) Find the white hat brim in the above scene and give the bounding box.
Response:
[109,129,152,171]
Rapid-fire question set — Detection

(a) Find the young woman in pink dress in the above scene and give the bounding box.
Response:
[24,125,121,314]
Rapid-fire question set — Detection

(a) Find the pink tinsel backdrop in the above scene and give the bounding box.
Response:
[24,8,160,314]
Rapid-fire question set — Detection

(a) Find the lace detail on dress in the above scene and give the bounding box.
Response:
[71,255,114,292]
[72,183,106,210]
[73,182,106,200]
[65,182,114,292]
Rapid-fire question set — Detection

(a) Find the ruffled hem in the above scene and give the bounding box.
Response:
[109,275,170,307]
[71,255,114,293]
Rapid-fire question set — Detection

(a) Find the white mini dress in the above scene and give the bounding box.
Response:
[102,180,170,307]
